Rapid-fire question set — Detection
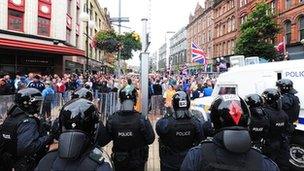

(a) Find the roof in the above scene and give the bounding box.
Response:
[225,59,304,74]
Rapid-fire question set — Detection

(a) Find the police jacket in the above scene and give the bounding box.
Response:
[262,106,289,141]
[181,127,279,171]
[106,110,155,153]
[281,93,300,123]
[156,115,204,170]
[1,105,52,156]
[248,107,270,143]
[35,131,112,171]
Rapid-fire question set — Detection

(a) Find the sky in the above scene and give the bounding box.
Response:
[99,0,202,66]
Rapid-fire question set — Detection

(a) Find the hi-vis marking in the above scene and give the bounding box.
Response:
[222,94,240,101]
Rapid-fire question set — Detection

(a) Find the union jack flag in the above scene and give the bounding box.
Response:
[191,42,206,64]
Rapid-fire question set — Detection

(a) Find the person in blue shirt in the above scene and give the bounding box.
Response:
[203,80,213,97]
[41,81,55,120]
[28,75,45,92]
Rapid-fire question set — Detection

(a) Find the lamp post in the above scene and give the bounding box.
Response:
[110,0,129,78]
[80,1,95,74]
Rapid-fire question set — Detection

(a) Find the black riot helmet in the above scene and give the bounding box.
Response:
[244,94,263,108]
[209,94,250,131]
[72,88,93,101]
[119,86,137,103]
[262,88,282,110]
[172,91,191,119]
[14,88,43,115]
[59,98,99,139]
[276,78,297,94]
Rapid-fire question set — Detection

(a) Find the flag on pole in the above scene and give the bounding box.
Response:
[191,42,206,64]
[275,37,286,54]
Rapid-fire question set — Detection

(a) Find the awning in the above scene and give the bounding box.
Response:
[0,37,85,56]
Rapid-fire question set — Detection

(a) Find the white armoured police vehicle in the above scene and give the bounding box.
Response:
[191,59,304,169]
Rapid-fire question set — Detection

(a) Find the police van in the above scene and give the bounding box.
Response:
[190,59,304,169]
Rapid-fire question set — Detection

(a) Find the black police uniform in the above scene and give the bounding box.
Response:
[262,106,290,171]
[277,79,300,123]
[248,106,270,150]
[35,98,113,171]
[156,91,204,171]
[181,127,279,171]
[106,110,155,171]
[261,88,290,171]
[245,94,270,150]
[281,92,300,123]
[181,94,279,171]
[156,114,204,171]
[0,89,53,171]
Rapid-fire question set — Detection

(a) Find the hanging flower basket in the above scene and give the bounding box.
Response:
[94,31,142,60]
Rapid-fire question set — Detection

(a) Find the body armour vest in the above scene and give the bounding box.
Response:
[199,142,264,171]
[161,117,196,152]
[282,93,300,123]
[110,111,145,152]
[0,112,28,157]
[263,107,288,140]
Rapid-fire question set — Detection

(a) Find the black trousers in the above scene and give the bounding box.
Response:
[114,161,145,171]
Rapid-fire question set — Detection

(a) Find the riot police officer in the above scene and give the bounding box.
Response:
[261,88,290,171]
[106,86,155,171]
[156,91,204,171]
[181,94,279,171]
[71,86,110,147]
[0,88,54,171]
[245,94,270,150]
[72,87,94,101]
[276,79,300,124]
[36,98,113,171]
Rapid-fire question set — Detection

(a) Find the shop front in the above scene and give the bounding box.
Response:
[0,48,62,75]
[0,37,85,76]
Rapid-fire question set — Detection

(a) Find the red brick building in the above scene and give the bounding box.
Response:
[277,0,304,59]
[213,0,238,59]
[237,0,304,59]
[187,0,214,68]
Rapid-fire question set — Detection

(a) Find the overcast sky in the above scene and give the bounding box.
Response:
[98,0,202,66]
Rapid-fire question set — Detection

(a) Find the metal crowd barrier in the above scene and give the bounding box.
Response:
[0,91,118,124]
[0,95,15,124]
[150,95,164,115]
[97,92,119,124]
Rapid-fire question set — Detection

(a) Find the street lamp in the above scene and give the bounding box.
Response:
[80,2,95,74]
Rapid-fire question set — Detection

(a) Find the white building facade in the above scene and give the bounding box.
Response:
[169,27,187,71]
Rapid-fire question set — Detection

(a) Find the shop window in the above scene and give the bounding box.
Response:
[8,9,23,32]
[299,16,304,40]
[38,17,50,36]
[285,20,291,44]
